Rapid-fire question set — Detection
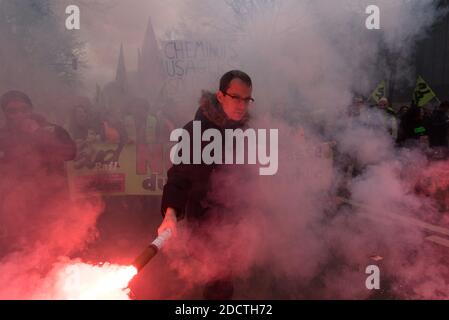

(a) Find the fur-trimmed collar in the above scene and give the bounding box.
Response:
[195,91,249,129]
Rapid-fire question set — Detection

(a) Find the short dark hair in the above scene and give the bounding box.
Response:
[219,70,252,93]
[1,90,33,110]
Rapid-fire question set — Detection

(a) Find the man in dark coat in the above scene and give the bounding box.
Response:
[158,70,254,299]
[0,90,76,253]
[0,91,76,172]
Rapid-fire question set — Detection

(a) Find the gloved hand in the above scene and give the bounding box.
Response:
[157,207,178,236]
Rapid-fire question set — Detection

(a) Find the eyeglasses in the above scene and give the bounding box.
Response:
[223,92,255,104]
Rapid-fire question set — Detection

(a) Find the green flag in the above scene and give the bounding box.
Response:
[369,80,387,103]
[412,76,438,107]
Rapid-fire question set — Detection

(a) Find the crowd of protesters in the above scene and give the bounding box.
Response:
[0,89,177,257]
[348,95,449,158]
[2,83,449,299]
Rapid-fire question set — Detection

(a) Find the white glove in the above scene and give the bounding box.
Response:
[157,207,178,237]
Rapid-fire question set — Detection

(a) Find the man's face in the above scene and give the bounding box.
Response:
[217,79,253,121]
[3,100,32,125]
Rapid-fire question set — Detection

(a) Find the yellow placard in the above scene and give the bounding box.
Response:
[67,139,171,197]
[412,76,438,107]
[369,80,387,103]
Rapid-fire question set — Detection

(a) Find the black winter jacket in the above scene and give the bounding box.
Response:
[161,91,249,223]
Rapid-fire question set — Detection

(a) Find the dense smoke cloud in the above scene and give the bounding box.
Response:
[155,0,448,299]
[1,0,448,299]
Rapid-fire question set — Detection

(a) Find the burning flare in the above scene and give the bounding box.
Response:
[36,260,138,300]
[31,230,172,300]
